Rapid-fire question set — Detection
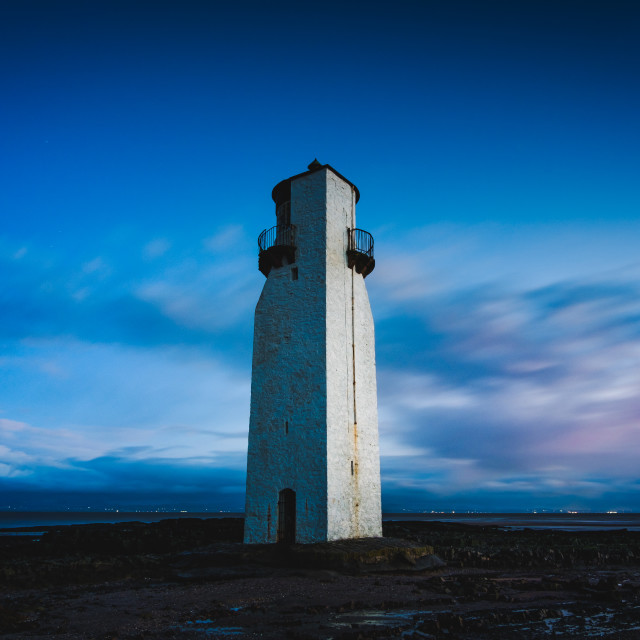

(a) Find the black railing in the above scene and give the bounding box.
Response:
[258,224,296,252]
[258,224,296,277]
[348,228,374,259]
[347,228,375,277]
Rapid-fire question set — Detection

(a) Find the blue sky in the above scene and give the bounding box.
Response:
[1,0,639,512]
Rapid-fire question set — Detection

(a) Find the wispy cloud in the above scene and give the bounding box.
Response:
[143,238,171,259]
[374,225,640,509]
[0,226,259,350]
[2,219,639,510]
[1,229,254,508]
[203,225,245,253]
[0,452,247,510]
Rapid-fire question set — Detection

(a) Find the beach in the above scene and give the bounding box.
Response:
[1,516,640,638]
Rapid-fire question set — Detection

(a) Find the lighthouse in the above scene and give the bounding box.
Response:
[244,161,382,544]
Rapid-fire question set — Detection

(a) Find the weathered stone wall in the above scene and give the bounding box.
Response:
[325,170,382,540]
[244,170,328,543]
[244,166,381,543]
[350,273,382,537]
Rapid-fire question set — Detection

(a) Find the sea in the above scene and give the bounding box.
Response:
[1,511,639,532]
[384,512,640,531]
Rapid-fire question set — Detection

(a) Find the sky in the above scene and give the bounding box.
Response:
[1,0,639,513]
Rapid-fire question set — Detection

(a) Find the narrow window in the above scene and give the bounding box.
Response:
[351,460,354,476]
[291,267,298,280]
[285,420,289,434]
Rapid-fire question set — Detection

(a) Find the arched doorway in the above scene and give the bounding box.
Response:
[277,488,296,544]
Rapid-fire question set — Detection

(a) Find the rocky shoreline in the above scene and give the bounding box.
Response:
[1,517,639,638]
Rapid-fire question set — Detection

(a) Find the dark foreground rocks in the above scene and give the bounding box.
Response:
[1,518,640,639]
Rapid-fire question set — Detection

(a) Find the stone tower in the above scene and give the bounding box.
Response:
[244,161,381,544]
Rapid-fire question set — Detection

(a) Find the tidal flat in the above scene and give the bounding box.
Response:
[1,517,640,639]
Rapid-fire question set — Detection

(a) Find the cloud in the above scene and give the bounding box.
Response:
[82,256,110,276]
[203,225,245,253]
[143,238,171,259]
[0,419,28,433]
[0,408,249,510]
[2,338,250,438]
[0,226,260,509]
[373,230,640,509]
[369,221,640,308]
[2,220,639,511]
[0,453,247,510]
[0,226,260,352]
[135,227,260,334]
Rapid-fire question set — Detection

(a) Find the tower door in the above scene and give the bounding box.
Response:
[277,488,296,544]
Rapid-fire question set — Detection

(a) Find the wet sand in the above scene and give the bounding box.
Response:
[1,518,639,639]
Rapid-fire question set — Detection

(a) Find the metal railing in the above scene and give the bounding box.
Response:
[258,224,296,252]
[348,228,374,259]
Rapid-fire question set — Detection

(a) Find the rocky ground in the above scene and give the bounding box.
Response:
[1,518,640,639]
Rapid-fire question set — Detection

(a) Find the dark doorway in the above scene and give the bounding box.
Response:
[277,488,296,544]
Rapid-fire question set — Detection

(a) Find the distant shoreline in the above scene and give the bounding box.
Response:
[1,511,640,532]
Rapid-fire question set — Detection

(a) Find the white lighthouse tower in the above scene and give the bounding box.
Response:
[244,161,381,544]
